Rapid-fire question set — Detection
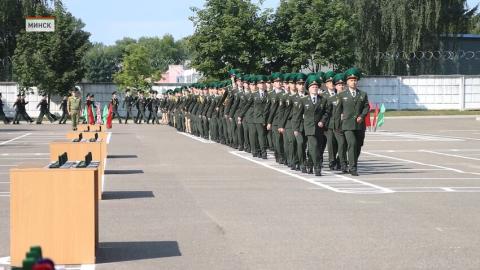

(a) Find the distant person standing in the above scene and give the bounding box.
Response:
[0,93,10,124]
[58,95,69,124]
[36,95,56,124]
[68,88,82,131]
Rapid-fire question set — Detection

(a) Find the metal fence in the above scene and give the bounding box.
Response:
[1,76,479,118]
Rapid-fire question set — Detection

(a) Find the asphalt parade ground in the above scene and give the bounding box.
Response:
[1,116,480,269]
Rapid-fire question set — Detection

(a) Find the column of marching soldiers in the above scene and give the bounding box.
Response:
[160,68,369,177]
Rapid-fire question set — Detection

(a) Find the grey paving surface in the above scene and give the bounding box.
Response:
[1,117,480,269]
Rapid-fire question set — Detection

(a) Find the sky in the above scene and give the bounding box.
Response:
[63,0,479,45]
[62,0,280,45]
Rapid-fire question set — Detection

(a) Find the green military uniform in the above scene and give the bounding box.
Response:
[251,75,269,159]
[330,73,348,173]
[67,94,81,131]
[337,68,369,176]
[300,74,332,176]
[266,73,285,163]
[322,71,342,170]
[291,73,308,173]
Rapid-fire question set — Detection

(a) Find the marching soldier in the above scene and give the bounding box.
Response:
[123,89,135,124]
[322,71,340,170]
[230,75,247,151]
[252,75,269,159]
[135,91,147,124]
[13,94,33,124]
[0,92,11,124]
[58,95,69,124]
[332,73,348,173]
[337,68,369,176]
[299,74,331,176]
[111,91,122,124]
[266,73,285,164]
[292,73,308,173]
[36,95,56,124]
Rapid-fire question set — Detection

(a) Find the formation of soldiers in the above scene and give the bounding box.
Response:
[160,68,370,176]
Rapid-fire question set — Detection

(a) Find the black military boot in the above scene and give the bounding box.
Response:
[301,165,307,174]
[315,166,322,176]
[261,152,267,160]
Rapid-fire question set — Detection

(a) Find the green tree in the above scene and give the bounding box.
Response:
[189,0,272,80]
[83,43,120,82]
[13,1,91,96]
[137,34,187,72]
[345,0,478,75]
[113,44,158,91]
[274,0,355,72]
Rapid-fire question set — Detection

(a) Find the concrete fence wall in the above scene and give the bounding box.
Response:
[0,76,479,118]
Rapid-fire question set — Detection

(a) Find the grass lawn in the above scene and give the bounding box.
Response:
[385,110,480,117]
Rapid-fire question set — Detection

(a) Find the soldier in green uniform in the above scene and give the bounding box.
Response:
[266,73,285,164]
[280,73,299,170]
[337,68,369,176]
[238,75,257,155]
[265,75,274,151]
[232,75,248,151]
[332,73,348,173]
[322,71,340,170]
[67,87,82,131]
[251,75,269,159]
[292,73,308,173]
[299,74,332,176]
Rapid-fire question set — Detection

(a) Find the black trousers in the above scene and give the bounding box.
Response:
[14,111,32,123]
[135,109,147,123]
[36,110,55,123]
[59,111,68,124]
[0,110,10,124]
[125,107,133,123]
[112,109,122,123]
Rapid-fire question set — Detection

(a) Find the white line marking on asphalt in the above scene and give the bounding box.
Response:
[368,177,479,180]
[363,151,480,176]
[0,256,95,269]
[0,182,9,184]
[179,132,215,143]
[107,132,112,144]
[0,158,49,160]
[230,151,394,194]
[420,150,480,162]
[442,187,455,192]
[0,133,31,145]
[0,165,16,167]
[0,153,49,156]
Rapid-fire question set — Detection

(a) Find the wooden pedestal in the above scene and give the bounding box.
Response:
[49,141,107,200]
[77,124,106,132]
[10,166,98,266]
[65,132,111,145]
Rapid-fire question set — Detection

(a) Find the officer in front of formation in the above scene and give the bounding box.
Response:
[67,87,82,131]
[337,68,369,176]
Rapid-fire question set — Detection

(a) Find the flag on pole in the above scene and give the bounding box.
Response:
[106,103,113,129]
[102,105,108,124]
[83,107,87,122]
[372,104,379,129]
[365,103,372,130]
[376,103,386,128]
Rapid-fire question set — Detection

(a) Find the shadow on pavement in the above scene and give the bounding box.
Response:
[105,169,144,175]
[107,154,138,159]
[102,191,154,200]
[97,241,181,263]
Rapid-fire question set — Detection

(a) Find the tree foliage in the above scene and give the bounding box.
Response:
[189,0,272,80]
[12,1,91,96]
